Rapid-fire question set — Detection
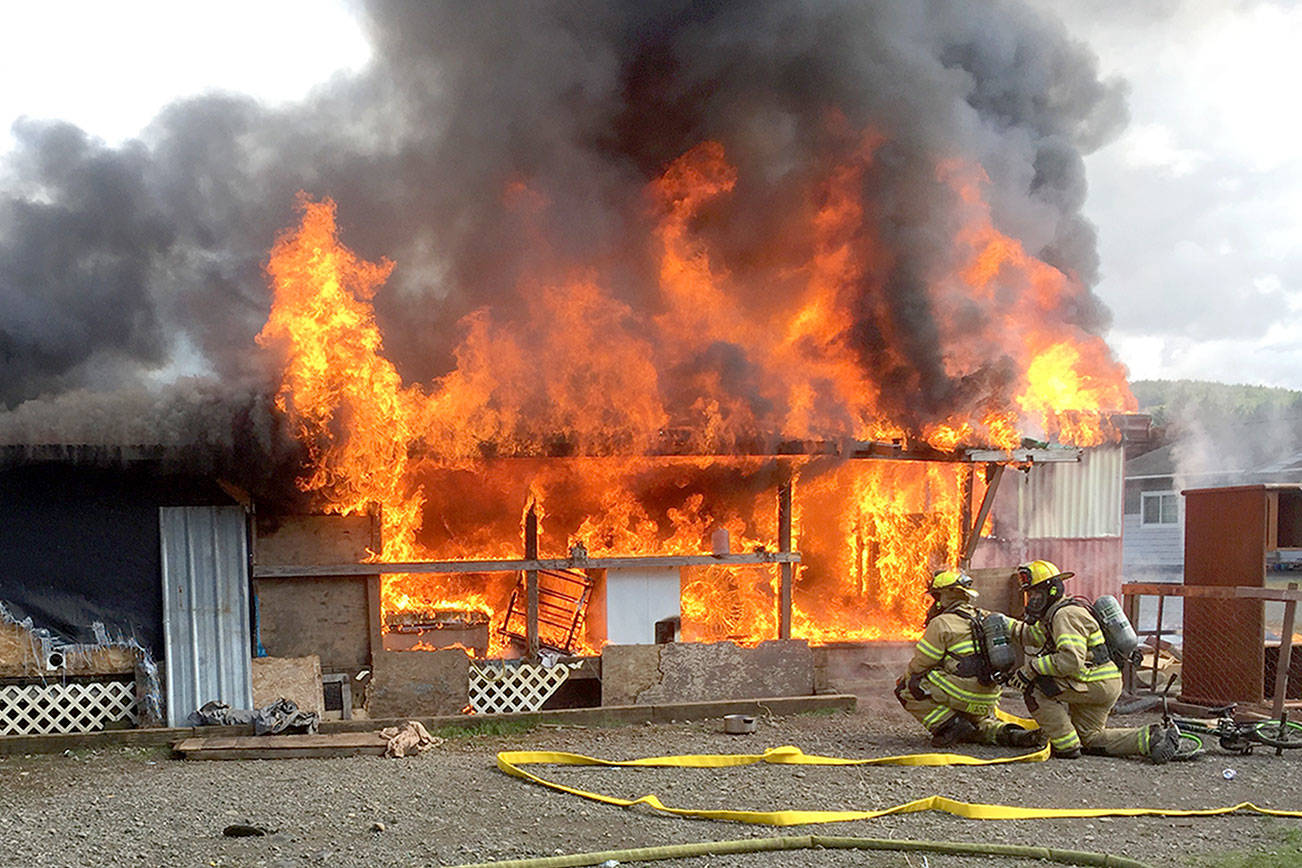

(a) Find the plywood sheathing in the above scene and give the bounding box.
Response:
[365,649,470,718]
[254,577,371,672]
[0,619,135,677]
[255,513,377,564]
[253,512,381,676]
[967,567,1022,617]
[251,655,325,718]
[601,639,814,706]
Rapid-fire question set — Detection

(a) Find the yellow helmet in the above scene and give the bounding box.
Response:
[1016,559,1074,589]
[928,568,976,598]
[1016,559,1074,622]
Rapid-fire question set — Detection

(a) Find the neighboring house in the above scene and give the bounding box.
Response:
[1123,445,1186,580]
[1122,418,1302,580]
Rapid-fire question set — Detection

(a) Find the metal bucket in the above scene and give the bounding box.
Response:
[722,713,757,734]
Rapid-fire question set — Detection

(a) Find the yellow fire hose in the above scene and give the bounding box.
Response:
[469,709,1300,868]
[496,743,1302,824]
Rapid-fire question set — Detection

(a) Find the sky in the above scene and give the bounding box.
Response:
[2,0,1299,392]
[1028,0,1302,389]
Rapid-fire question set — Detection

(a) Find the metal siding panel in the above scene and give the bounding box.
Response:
[1026,445,1122,539]
[161,506,252,727]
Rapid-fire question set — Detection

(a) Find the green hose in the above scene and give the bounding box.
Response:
[445,833,1153,868]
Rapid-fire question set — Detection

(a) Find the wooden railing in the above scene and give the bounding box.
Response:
[1121,581,1301,715]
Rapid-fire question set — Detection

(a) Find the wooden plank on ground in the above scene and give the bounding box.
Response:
[175,731,389,760]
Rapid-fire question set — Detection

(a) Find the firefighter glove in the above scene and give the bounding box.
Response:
[1007,667,1035,692]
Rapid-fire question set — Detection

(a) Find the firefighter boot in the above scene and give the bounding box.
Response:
[996,724,1044,748]
[1147,723,1181,765]
[931,715,979,748]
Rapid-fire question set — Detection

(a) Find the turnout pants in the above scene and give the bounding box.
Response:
[1028,677,1150,755]
[899,690,1005,745]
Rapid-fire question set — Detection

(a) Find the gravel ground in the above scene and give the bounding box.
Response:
[2,695,1300,868]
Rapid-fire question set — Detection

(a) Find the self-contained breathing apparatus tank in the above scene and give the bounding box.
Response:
[963,611,1018,684]
[981,612,1018,676]
[1090,594,1140,666]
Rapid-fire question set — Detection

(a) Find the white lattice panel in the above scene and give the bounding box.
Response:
[0,681,138,735]
[469,662,578,714]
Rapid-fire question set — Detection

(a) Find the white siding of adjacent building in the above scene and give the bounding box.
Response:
[1122,511,1184,570]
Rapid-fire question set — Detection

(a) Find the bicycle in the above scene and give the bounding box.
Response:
[1159,675,1302,757]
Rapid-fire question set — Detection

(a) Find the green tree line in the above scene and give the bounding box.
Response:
[1131,380,1302,428]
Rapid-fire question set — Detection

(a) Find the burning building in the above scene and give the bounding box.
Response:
[0,2,1136,727]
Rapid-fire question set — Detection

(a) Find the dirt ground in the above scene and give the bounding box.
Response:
[2,695,1301,868]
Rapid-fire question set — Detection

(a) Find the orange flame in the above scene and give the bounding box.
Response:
[260,135,1132,654]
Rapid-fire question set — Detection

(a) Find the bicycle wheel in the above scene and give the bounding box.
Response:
[1173,731,1204,760]
[1249,719,1302,749]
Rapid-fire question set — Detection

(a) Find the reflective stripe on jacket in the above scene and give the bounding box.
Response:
[1013,601,1120,686]
[905,604,1001,710]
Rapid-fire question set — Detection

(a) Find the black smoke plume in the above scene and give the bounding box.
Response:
[0,1,1127,457]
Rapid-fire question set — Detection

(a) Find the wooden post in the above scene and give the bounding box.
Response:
[1124,592,1139,695]
[366,501,384,666]
[1273,582,1299,719]
[958,464,974,564]
[525,505,539,659]
[1151,594,1164,695]
[366,575,383,666]
[960,463,1004,569]
[778,479,793,641]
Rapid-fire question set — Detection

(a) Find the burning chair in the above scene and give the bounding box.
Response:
[500,568,593,655]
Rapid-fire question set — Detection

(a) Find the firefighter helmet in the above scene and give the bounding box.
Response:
[1016,560,1075,622]
[1017,560,1074,588]
[928,568,977,599]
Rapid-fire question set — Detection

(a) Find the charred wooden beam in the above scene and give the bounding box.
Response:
[959,463,1005,569]
[525,505,539,660]
[253,551,802,579]
[778,479,793,640]
[403,438,1084,464]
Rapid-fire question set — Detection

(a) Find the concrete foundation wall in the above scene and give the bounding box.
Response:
[366,649,469,717]
[812,641,915,698]
[601,639,813,706]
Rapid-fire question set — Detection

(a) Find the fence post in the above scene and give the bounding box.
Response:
[525,505,539,660]
[1271,582,1298,719]
[778,480,793,641]
[1123,591,1138,695]
[1151,594,1164,695]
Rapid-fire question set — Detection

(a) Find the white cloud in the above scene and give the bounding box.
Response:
[1119,123,1207,177]
[0,0,370,151]
[1031,0,1302,389]
[1113,327,1302,389]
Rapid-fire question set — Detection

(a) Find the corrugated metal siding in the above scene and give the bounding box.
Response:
[160,506,252,727]
[1021,444,1123,539]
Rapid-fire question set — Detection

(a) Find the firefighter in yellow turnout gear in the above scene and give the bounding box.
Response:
[1007,560,1179,762]
[895,569,1042,749]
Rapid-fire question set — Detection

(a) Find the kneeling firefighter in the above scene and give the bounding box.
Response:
[1007,560,1179,762]
[895,569,1042,748]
